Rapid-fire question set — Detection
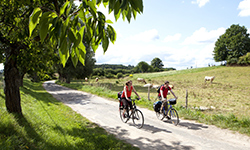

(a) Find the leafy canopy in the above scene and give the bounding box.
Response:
[151,57,164,69]
[213,24,250,64]
[29,0,144,67]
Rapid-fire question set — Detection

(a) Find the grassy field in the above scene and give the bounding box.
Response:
[0,79,138,150]
[58,66,250,136]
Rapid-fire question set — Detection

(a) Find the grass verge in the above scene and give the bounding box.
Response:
[0,79,139,150]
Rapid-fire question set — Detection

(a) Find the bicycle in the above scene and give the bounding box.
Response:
[119,98,144,129]
[154,98,179,126]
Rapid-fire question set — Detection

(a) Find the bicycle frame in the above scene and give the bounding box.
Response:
[162,101,173,116]
[119,98,144,128]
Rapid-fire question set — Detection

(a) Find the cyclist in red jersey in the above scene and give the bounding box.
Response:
[159,81,177,113]
[121,80,140,118]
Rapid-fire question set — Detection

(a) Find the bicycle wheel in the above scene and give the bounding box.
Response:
[156,111,165,120]
[132,109,144,129]
[168,108,179,126]
[119,108,129,123]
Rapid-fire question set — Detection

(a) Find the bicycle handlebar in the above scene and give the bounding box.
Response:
[129,98,140,101]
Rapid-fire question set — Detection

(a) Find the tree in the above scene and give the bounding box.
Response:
[0,0,45,114]
[213,24,250,64]
[57,43,96,83]
[0,0,143,114]
[135,61,150,73]
[151,57,164,71]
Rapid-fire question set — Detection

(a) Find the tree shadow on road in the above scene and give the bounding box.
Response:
[103,125,195,150]
[173,120,208,130]
[141,124,172,134]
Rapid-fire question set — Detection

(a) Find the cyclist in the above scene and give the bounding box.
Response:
[121,80,140,118]
[159,81,178,115]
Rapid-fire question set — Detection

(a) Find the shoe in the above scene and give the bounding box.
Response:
[122,113,126,118]
[166,116,171,120]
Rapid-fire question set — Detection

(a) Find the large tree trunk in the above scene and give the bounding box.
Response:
[4,47,22,114]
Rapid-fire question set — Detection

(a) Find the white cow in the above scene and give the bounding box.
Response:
[137,78,147,84]
[204,76,215,83]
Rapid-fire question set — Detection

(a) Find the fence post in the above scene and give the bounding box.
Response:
[186,89,188,109]
[148,86,150,101]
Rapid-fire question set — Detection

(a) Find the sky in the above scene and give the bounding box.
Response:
[81,0,250,70]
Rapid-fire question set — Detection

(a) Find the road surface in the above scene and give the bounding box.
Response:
[43,81,250,150]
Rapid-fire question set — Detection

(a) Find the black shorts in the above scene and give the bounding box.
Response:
[121,97,132,110]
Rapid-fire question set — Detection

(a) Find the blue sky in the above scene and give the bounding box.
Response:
[89,0,250,70]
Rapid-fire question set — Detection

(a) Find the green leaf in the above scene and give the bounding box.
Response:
[65,2,72,16]
[129,0,143,13]
[91,40,99,53]
[59,48,69,67]
[79,26,85,39]
[109,0,115,13]
[78,9,86,22]
[132,9,137,19]
[60,37,68,55]
[29,7,42,37]
[88,0,97,19]
[68,28,76,42]
[39,12,51,42]
[78,47,86,66]
[71,48,78,67]
[103,0,108,8]
[78,42,86,54]
[126,7,132,23]
[120,0,128,10]
[106,19,113,24]
[60,1,70,16]
[102,33,109,53]
[107,25,116,44]
[114,0,121,21]
[97,0,102,5]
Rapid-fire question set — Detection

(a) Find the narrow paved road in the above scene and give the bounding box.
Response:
[43,81,250,150]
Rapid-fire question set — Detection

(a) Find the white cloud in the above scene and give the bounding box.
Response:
[191,0,210,7]
[95,39,221,70]
[129,29,160,42]
[182,27,225,45]
[163,33,182,42]
[238,0,250,17]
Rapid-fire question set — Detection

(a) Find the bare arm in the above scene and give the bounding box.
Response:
[124,86,129,100]
[160,89,165,100]
[170,90,177,99]
[132,88,140,99]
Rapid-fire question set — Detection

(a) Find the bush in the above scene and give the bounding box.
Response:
[238,52,250,65]
[116,73,123,79]
[105,73,114,78]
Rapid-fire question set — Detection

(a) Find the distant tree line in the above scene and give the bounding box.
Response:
[92,57,176,79]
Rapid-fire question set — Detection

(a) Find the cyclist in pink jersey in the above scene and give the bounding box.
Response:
[121,80,140,118]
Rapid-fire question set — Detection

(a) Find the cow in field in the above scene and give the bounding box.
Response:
[137,78,147,84]
[204,76,215,83]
